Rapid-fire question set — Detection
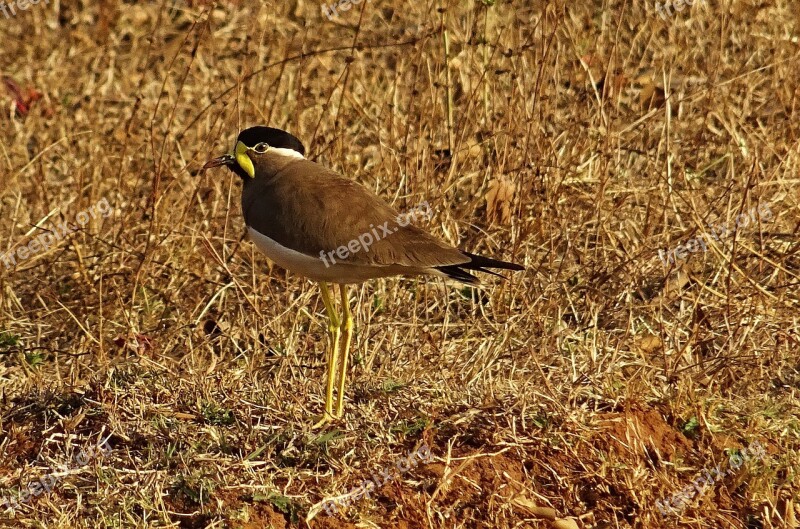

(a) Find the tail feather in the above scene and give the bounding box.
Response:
[460,252,525,271]
[435,251,524,285]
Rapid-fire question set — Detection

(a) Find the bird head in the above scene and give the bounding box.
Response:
[203,126,306,180]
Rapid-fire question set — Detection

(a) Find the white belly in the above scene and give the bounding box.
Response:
[247,227,397,283]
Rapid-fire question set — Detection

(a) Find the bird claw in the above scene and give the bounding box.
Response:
[311,412,337,429]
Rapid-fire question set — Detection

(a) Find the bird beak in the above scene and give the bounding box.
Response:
[202,153,235,170]
[202,141,255,178]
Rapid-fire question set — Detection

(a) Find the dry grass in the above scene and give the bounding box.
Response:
[1,1,799,527]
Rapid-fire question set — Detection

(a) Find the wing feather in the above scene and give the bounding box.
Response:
[241,159,469,269]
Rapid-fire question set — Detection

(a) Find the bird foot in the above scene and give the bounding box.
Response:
[311,412,337,429]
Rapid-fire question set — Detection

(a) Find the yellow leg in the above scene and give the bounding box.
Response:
[334,284,354,418]
[314,282,340,428]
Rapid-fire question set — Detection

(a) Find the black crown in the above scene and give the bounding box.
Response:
[237,126,306,156]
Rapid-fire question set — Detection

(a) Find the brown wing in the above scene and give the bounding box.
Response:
[241,159,470,269]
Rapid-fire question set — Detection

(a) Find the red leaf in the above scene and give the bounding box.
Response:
[3,75,44,116]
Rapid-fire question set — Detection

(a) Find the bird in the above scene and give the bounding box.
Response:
[203,126,523,426]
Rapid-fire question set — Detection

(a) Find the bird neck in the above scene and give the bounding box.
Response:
[260,151,304,177]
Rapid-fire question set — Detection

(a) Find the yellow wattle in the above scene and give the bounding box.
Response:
[234,141,255,178]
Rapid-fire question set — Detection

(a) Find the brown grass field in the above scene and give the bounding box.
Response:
[1,1,799,527]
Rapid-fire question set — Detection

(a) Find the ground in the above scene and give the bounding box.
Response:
[0,1,798,528]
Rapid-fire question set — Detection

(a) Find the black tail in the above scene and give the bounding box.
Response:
[435,251,524,285]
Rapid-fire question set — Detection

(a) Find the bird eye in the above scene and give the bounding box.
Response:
[253,142,269,153]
